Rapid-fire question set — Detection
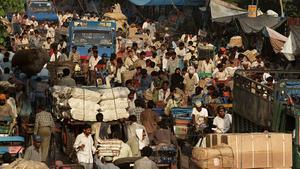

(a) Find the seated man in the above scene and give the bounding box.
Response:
[191,101,208,130]
[213,105,232,133]
[57,68,76,87]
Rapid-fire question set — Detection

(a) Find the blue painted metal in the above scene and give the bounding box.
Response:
[68,20,116,58]
[25,0,59,22]
[129,0,203,6]
[0,136,25,142]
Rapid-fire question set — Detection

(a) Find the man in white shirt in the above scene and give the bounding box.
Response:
[199,57,214,74]
[124,49,137,70]
[175,42,187,60]
[74,124,96,169]
[42,37,52,50]
[142,19,151,31]
[213,106,232,133]
[191,101,208,129]
[127,115,149,157]
[49,44,62,62]
[88,50,100,85]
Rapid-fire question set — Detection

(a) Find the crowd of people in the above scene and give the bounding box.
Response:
[0,7,279,169]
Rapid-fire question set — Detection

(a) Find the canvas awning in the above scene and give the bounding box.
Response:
[281,26,300,61]
[262,27,287,53]
[238,14,287,34]
[129,0,203,6]
[210,0,247,23]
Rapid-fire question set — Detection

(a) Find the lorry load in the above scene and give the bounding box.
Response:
[192,133,292,169]
[192,144,233,169]
[12,49,49,76]
[51,86,130,121]
[4,158,49,169]
[103,3,128,32]
[96,139,122,157]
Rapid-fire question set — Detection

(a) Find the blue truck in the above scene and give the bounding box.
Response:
[68,20,116,58]
[25,0,58,23]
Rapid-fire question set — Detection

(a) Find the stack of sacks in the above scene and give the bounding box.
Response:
[68,88,101,121]
[98,87,130,121]
[5,158,49,169]
[52,86,129,122]
[97,139,122,157]
[68,98,101,121]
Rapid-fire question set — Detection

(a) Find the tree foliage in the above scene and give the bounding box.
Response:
[0,0,24,17]
[0,0,24,45]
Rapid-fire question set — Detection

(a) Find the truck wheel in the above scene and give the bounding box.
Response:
[62,127,75,156]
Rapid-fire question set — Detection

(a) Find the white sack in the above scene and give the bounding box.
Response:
[100,108,129,122]
[68,98,101,111]
[99,87,130,100]
[71,87,102,103]
[99,98,129,110]
[70,108,98,121]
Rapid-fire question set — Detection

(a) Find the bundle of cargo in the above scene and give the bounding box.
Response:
[51,86,129,122]
[243,49,258,63]
[228,36,243,48]
[171,108,192,139]
[98,87,130,121]
[5,158,49,169]
[197,43,215,59]
[192,144,234,169]
[103,3,128,31]
[96,139,122,157]
[203,133,292,168]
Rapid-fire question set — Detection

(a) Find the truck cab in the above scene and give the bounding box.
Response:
[68,21,116,58]
[25,0,58,23]
[232,70,300,168]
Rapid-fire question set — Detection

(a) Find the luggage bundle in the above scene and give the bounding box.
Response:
[51,86,130,121]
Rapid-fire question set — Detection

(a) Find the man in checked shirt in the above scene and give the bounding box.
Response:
[34,104,55,162]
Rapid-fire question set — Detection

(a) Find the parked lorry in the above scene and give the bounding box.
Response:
[68,20,116,58]
[25,0,58,23]
[232,69,300,168]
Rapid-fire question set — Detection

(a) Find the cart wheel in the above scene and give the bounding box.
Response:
[62,127,77,162]
[48,134,56,164]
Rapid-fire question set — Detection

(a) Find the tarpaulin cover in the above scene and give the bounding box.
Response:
[210,0,247,23]
[238,14,286,34]
[129,0,202,6]
[281,26,300,61]
[262,27,287,53]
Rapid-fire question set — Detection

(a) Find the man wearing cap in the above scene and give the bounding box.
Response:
[24,135,42,162]
[0,94,15,121]
[95,156,120,169]
[183,66,199,97]
[191,101,208,130]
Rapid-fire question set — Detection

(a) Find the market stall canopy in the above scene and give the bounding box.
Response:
[238,14,286,34]
[129,0,203,6]
[281,26,300,61]
[262,27,287,53]
[210,0,247,23]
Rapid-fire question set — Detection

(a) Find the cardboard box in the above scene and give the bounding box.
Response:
[192,144,234,169]
[205,133,292,168]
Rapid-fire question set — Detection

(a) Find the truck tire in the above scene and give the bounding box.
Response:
[62,126,75,156]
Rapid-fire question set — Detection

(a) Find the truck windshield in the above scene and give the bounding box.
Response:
[29,2,53,13]
[73,30,112,46]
